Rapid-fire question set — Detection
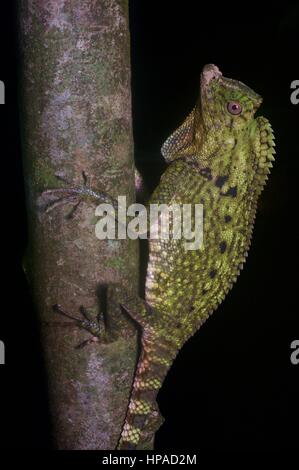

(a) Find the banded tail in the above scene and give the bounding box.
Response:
[117,327,177,450]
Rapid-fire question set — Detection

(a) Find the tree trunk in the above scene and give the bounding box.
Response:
[19,0,139,450]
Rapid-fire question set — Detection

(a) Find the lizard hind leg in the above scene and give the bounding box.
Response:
[120,295,157,330]
[52,303,109,347]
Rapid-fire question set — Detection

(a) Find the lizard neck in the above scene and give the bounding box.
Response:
[183,128,256,201]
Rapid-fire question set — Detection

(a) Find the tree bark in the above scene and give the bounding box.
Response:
[19,0,139,450]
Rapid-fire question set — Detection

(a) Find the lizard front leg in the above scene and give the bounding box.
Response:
[40,171,118,216]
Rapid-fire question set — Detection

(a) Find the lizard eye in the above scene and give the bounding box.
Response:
[227,101,242,115]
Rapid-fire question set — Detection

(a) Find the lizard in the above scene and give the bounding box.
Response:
[42,64,275,450]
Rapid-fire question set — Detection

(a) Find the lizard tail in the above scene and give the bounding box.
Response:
[116,328,177,450]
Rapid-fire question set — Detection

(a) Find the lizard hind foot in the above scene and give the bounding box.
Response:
[52,303,104,346]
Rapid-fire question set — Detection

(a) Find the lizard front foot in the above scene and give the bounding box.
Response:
[40,171,117,218]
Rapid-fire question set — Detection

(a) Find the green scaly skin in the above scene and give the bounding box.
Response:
[116,64,275,449]
[42,64,275,450]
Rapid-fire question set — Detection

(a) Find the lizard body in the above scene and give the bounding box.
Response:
[117,65,275,449]
[43,64,275,450]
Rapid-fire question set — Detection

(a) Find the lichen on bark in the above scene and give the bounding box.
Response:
[19,0,140,450]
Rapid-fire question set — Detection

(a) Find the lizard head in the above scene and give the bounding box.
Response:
[200,64,262,135]
[161,64,264,164]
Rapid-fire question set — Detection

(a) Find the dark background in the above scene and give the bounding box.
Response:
[0,0,298,451]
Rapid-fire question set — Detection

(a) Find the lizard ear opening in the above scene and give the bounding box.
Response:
[161,108,196,162]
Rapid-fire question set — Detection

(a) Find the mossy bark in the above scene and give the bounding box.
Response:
[19,0,139,450]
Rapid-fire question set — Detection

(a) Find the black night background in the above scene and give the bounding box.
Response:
[0,0,298,455]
